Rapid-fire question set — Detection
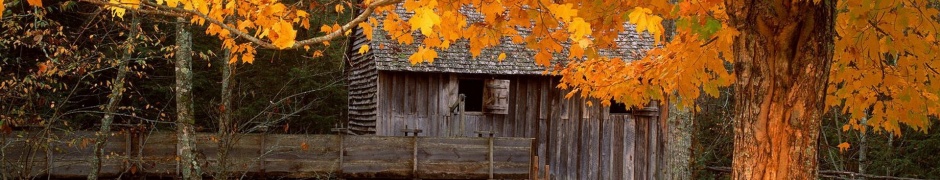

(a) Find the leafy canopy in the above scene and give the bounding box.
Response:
[8,0,938,135]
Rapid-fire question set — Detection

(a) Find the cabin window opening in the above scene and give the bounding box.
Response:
[459,79,484,112]
[609,99,630,114]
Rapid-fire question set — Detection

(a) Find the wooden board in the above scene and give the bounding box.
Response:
[5,132,532,179]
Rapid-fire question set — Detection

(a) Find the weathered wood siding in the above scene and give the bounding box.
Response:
[346,8,379,134]
[375,71,662,179]
[2,132,532,179]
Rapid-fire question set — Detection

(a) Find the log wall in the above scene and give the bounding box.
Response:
[375,71,663,179]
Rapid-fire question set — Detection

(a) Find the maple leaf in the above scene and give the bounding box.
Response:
[409,46,438,64]
[548,3,577,22]
[568,17,591,41]
[26,0,42,7]
[409,7,441,36]
[270,20,297,49]
[837,142,850,153]
[628,7,665,43]
[358,45,370,55]
[335,4,345,13]
[535,51,552,66]
[359,22,374,40]
[497,53,507,62]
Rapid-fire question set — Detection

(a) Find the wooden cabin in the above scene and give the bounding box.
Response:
[346,8,665,179]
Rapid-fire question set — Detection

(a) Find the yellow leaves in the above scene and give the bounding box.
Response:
[334,4,345,13]
[409,7,441,36]
[408,46,438,64]
[480,1,506,22]
[497,53,506,62]
[312,50,324,58]
[269,20,297,49]
[567,18,591,42]
[162,0,179,8]
[359,21,375,40]
[837,142,850,153]
[107,0,140,18]
[548,3,577,22]
[358,45,370,55]
[628,7,665,44]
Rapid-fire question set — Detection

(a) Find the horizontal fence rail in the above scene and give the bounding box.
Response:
[1,131,532,179]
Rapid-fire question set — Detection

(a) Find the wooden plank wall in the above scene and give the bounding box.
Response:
[346,5,379,135]
[2,132,531,179]
[0,131,130,178]
[375,71,662,179]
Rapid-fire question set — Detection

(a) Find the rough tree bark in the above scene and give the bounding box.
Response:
[88,13,139,180]
[175,17,202,180]
[661,98,693,179]
[215,47,234,179]
[726,0,835,179]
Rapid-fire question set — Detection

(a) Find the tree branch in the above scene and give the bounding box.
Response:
[84,0,402,50]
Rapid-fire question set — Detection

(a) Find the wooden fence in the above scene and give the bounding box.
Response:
[1,131,532,179]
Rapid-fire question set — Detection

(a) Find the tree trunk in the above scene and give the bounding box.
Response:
[661,98,693,179]
[175,17,202,180]
[215,47,235,180]
[660,2,693,178]
[89,14,139,180]
[727,1,835,179]
[859,116,868,180]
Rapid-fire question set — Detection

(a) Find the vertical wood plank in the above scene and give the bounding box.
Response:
[612,115,625,179]
[600,108,613,180]
[569,96,579,179]
[537,79,548,170]
[417,74,428,118]
[428,74,439,136]
[376,72,386,136]
[634,115,648,179]
[575,97,586,179]
[447,75,458,136]
[514,78,527,137]
[406,74,416,116]
[525,80,537,138]
[626,115,636,179]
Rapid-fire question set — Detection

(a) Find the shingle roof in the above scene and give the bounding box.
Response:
[367,6,656,75]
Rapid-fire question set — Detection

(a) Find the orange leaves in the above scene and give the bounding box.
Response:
[837,142,850,153]
[26,0,42,7]
[548,4,578,22]
[359,18,378,40]
[320,23,341,34]
[408,46,438,64]
[409,7,441,36]
[0,0,4,19]
[628,7,665,44]
[567,18,591,42]
[269,20,297,49]
[828,0,940,135]
[534,51,552,66]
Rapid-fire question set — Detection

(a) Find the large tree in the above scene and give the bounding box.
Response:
[26,0,938,178]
